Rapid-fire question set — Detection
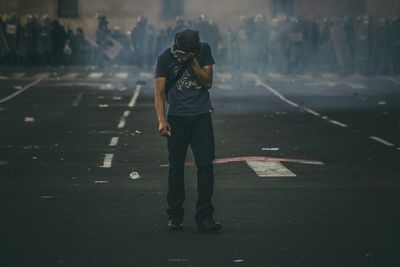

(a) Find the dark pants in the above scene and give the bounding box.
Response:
[167,113,215,224]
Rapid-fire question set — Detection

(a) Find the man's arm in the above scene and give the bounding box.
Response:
[190,56,213,90]
[154,77,171,137]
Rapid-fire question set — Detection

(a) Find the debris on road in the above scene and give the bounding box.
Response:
[24,117,35,123]
[129,171,141,180]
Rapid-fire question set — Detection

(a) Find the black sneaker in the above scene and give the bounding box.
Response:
[197,220,222,232]
[168,219,184,230]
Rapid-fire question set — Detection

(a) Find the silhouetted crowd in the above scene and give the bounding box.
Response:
[1,13,400,75]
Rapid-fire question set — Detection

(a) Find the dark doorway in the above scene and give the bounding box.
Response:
[58,0,79,18]
[273,0,293,16]
[162,0,184,20]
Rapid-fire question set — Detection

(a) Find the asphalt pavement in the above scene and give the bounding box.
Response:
[0,66,399,266]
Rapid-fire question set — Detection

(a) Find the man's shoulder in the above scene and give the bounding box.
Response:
[158,47,173,60]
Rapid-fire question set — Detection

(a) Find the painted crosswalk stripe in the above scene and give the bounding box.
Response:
[100,154,114,168]
[246,161,296,177]
[369,136,394,147]
[88,72,104,79]
[115,72,129,79]
[123,110,131,117]
[109,137,119,146]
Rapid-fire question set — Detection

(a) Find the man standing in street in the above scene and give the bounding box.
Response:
[154,28,222,232]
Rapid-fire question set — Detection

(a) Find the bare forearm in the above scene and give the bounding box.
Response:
[155,92,167,123]
[190,59,213,89]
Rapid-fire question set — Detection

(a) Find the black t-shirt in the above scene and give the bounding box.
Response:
[155,42,215,116]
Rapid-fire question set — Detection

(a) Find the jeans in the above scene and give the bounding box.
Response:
[167,113,215,223]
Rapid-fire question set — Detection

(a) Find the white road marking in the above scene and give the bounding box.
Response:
[246,161,296,177]
[0,160,8,165]
[327,120,348,128]
[369,136,394,147]
[386,77,400,85]
[128,85,141,107]
[88,72,104,79]
[35,73,50,79]
[109,137,119,146]
[113,96,122,101]
[100,154,114,168]
[140,72,153,80]
[13,73,26,78]
[115,72,129,79]
[72,93,84,107]
[0,76,8,79]
[123,110,131,117]
[216,72,233,82]
[217,84,233,90]
[62,73,79,79]
[0,79,41,104]
[303,107,320,116]
[118,117,126,129]
[94,180,109,184]
[346,83,367,89]
[256,79,349,129]
[99,104,109,108]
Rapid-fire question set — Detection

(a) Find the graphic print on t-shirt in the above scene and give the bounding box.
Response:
[175,69,203,91]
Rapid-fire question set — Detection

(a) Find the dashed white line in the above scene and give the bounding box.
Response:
[0,79,42,104]
[128,85,141,108]
[256,79,348,128]
[109,137,119,146]
[88,72,104,79]
[327,120,348,128]
[369,136,394,147]
[123,110,131,117]
[115,72,129,79]
[0,160,8,165]
[72,93,84,107]
[100,154,114,168]
[303,107,320,116]
[118,117,126,129]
